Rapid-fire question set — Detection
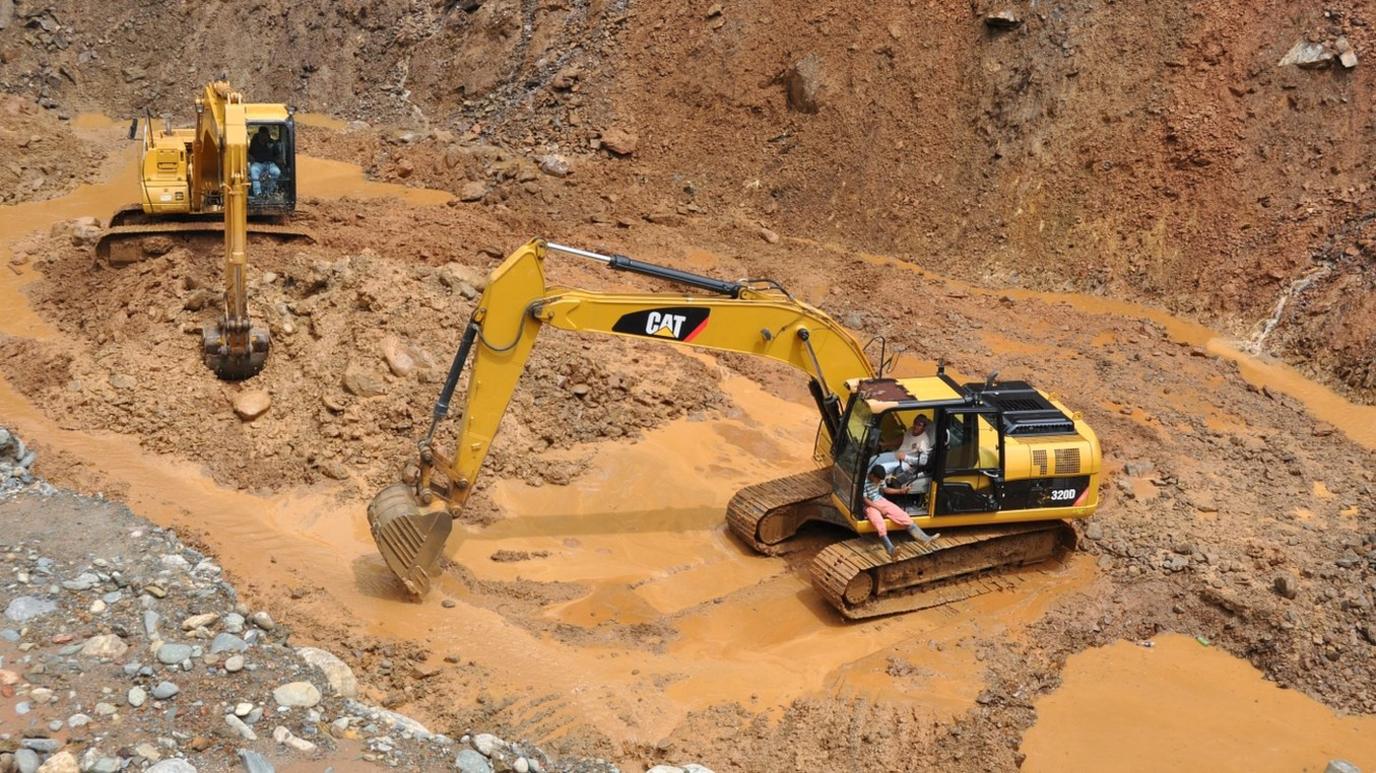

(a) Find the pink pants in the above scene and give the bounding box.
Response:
[864,499,914,536]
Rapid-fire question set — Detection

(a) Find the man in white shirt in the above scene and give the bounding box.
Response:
[896,413,936,468]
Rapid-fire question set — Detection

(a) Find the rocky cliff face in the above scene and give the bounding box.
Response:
[1,0,1371,400]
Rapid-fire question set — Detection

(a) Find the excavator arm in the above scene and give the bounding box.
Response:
[369,238,875,595]
[197,82,271,379]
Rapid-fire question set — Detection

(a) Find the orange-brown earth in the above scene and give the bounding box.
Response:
[1,1,1375,771]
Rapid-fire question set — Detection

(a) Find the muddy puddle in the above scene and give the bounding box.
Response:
[862,253,1376,452]
[1021,634,1376,771]
[2,118,1375,748]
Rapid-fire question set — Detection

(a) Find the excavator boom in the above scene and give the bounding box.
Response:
[369,239,875,595]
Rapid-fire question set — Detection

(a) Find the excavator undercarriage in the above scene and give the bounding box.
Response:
[725,469,1077,618]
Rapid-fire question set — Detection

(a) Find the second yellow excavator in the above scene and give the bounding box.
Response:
[368,239,1102,618]
[96,81,313,379]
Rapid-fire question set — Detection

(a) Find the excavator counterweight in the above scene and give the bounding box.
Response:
[369,239,1101,618]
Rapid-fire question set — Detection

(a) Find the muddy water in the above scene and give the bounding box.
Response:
[863,253,1376,452]
[3,128,1376,747]
[1021,635,1376,771]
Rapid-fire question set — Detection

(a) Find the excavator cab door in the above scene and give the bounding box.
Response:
[245,118,297,215]
[829,395,879,518]
[932,409,1005,515]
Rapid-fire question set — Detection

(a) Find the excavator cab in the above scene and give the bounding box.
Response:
[830,374,1098,528]
[244,118,297,214]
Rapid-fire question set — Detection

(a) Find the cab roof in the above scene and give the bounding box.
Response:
[847,376,964,413]
[847,376,1078,437]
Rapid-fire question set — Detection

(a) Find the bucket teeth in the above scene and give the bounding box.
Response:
[366,483,453,597]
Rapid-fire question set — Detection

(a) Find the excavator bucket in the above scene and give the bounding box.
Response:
[367,483,452,597]
[201,322,271,380]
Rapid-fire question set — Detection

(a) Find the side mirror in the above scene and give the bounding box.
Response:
[127,117,138,141]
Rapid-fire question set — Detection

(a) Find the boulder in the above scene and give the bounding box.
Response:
[296,646,358,698]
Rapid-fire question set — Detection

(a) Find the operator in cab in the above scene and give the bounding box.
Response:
[248,126,281,197]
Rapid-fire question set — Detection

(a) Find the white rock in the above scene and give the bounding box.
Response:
[35,751,79,773]
[181,613,218,631]
[80,634,129,660]
[473,733,503,756]
[224,713,256,741]
[235,702,253,717]
[273,725,317,752]
[296,646,358,698]
[128,686,147,707]
[272,681,321,708]
[224,655,245,673]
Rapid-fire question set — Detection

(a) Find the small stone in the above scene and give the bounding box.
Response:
[156,643,193,665]
[224,655,245,673]
[759,227,779,244]
[1326,762,1360,773]
[88,599,107,614]
[94,701,117,716]
[456,750,494,773]
[237,750,274,773]
[224,714,256,741]
[251,610,275,630]
[15,749,39,773]
[1273,573,1299,599]
[128,686,147,707]
[66,713,90,728]
[272,681,321,708]
[182,612,218,630]
[341,365,385,398]
[144,583,167,599]
[984,10,1022,29]
[35,751,78,773]
[210,633,248,654]
[5,596,57,623]
[233,390,271,421]
[458,181,487,202]
[783,53,826,114]
[1279,39,1335,69]
[80,634,129,659]
[538,154,571,178]
[272,726,317,753]
[150,681,179,700]
[380,336,416,377]
[146,761,197,773]
[223,613,246,633]
[62,572,99,591]
[601,127,638,156]
[1340,50,1359,69]
[472,733,502,756]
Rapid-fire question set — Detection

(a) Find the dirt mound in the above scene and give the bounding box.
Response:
[0,94,104,204]
[0,203,726,495]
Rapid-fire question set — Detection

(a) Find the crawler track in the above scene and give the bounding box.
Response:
[724,468,840,555]
[96,204,315,262]
[810,521,1076,619]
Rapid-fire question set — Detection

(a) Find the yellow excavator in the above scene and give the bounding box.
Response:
[368,239,1102,618]
[96,81,313,379]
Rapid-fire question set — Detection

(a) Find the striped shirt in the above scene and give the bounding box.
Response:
[864,479,886,502]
